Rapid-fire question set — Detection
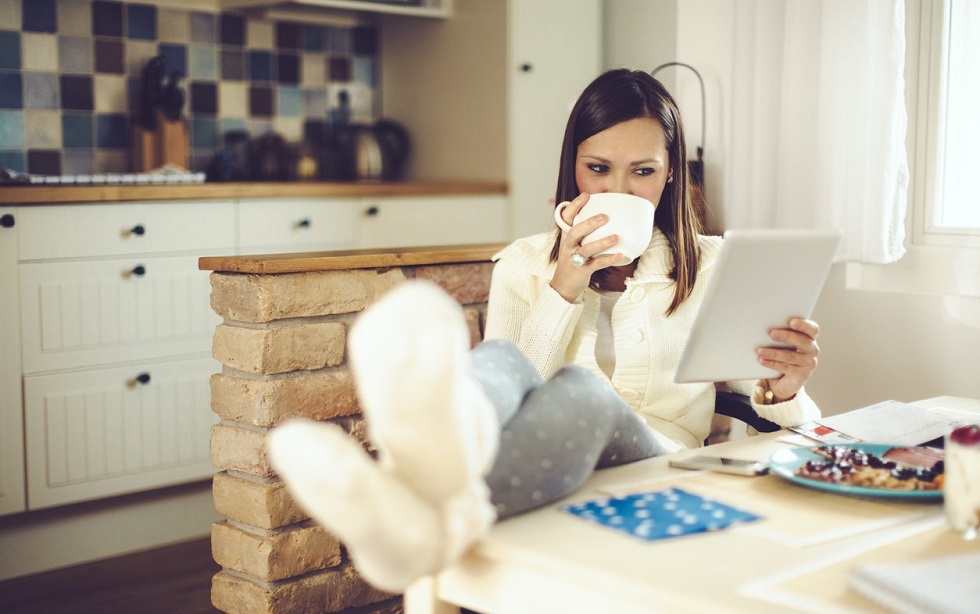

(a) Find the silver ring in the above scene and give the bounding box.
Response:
[570,252,587,267]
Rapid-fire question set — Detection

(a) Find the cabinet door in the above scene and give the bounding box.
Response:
[23,357,219,510]
[20,255,220,374]
[356,195,508,249]
[508,0,601,238]
[238,198,359,255]
[0,207,25,516]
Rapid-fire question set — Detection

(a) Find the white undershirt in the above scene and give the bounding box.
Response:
[595,291,623,378]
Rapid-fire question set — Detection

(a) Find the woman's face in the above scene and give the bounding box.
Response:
[574,117,671,206]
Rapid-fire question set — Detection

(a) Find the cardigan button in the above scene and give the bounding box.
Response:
[625,330,643,344]
[619,388,639,401]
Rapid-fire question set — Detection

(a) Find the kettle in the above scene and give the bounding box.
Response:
[347,120,411,181]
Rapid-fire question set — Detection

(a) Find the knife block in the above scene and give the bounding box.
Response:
[133,110,189,172]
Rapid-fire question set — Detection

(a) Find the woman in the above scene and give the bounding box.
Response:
[486,68,820,451]
[268,69,822,592]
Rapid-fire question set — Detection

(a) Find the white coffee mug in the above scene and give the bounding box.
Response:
[553,192,656,262]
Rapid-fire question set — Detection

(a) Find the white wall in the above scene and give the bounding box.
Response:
[606,0,980,414]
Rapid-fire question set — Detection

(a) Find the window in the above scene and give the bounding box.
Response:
[910,0,980,247]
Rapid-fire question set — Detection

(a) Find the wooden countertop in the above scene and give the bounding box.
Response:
[0,180,507,205]
[199,243,508,274]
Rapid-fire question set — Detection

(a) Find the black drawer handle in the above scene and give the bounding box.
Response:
[296,218,311,229]
[365,206,379,216]
[130,224,145,236]
[0,213,14,229]
[131,264,146,277]
[134,372,151,385]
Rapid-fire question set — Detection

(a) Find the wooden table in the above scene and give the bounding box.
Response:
[406,396,980,614]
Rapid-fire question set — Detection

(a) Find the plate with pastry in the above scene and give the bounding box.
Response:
[768,443,944,500]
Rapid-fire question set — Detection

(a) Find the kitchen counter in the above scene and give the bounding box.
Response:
[199,243,507,274]
[0,180,507,205]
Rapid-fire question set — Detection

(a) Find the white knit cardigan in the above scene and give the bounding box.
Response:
[484,229,820,449]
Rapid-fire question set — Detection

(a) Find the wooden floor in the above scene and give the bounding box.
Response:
[0,537,219,614]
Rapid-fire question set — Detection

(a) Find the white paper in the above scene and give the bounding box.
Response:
[814,400,959,446]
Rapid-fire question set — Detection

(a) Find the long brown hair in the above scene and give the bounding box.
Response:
[550,69,702,315]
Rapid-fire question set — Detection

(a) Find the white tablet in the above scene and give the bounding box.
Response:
[674,228,842,383]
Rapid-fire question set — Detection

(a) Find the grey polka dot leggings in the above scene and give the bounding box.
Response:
[470,340,667,519]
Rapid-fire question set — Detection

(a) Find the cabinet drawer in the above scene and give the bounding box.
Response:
[18,202,235,261]
[357,195,508,249]
[20,255,220,374]
[238,198,358,254]
[24,357,219,510]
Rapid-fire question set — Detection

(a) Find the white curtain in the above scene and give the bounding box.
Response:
[725,0,909,263]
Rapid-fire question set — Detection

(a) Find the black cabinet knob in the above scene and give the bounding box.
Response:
[130,224,145,236]
[135,372,151,385]
[520,63,533,72]
[0,213,14,229]
[297,218,311,228]
[365,206,379,216]
[131,264,146,276]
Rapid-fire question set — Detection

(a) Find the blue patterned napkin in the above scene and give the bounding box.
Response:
[560,487,763,541]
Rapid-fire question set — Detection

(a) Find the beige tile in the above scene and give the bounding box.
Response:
[273,116,303,142]
[158,8,190,43]
[24,110,62,148]
[302,54,326,88]
[94,149,129,174]
[126,41,158,76]
[0,0,22,30]
[94,74,128,113]
[247,20,274,50]
[57,0,92,36]
[22,33,59,72]
[219,82,247,117]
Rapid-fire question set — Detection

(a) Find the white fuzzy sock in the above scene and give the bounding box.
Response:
[268,281,500,591]
[268,420,444,592]
[347,281,500,503]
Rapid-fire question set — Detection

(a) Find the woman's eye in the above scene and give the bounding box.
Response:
[634,167,655,177]
[587,164,609,173]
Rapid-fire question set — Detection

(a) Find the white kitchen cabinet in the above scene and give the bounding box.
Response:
[355,194,508,249]
[508,0,601,238]
[7,201,233,515]
[23,357,218,510]
[238,198,359,255]
[0,208,25,516]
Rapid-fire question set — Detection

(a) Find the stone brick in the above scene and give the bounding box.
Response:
[213,471,307,530]
[211,369,359,427]
[211,423,273,477]
[414,262,493,305]
[211,563,393,614]
[212,520,342,583]
[213,321,346,375]
[210,269,406,324]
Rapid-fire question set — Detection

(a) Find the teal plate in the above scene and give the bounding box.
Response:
[768,444,943,501]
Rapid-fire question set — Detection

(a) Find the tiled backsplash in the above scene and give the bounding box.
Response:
[0,0,378,175]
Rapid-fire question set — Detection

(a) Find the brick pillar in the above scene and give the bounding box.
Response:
[207,261,494,614]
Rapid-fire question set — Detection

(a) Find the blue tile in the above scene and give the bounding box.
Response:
[353,56,376,87]
[24,72,59,109]
[189,45,217,80]
[0,31,21,70]
[190,11,215,44]
[220,117,247,135]
[158,43,187,78]
[278,87,301,117]
[248,50,273,82]
[0,110,24,147]
[62,113,94,148]
[302,25,327,52]
[191,117,217,149]
[60,75,93,110]
[92,1,124,37]
[96,113,128,148]
[127,3,157,40]
[22,0,57,33]
[0,150,27,172]
[326,27,351,54]
[0,73,24,109]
